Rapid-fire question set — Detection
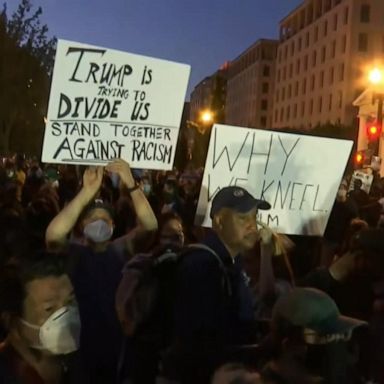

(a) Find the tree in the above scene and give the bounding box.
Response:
[0,0,56,156]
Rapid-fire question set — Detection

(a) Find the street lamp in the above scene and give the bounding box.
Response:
[200,110,214,125]
[368,67,384,155]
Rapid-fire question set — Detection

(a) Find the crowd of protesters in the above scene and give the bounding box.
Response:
[0,153,384,384]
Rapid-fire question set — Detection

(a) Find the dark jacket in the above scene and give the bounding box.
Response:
[162,230,258,383]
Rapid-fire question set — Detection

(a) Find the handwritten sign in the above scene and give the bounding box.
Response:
[41,40,190,169]
[349,170,373,194]
[195,124,353,236]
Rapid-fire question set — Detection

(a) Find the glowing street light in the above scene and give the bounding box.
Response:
[200,110,214,124]
[368,68,384,85]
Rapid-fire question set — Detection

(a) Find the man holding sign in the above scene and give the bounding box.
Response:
[46,158,157,383]
[162,186,272,384]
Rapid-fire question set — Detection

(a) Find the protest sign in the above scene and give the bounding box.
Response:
[195,124,353,236]
[42,39,190,169]
[349,170,373,194]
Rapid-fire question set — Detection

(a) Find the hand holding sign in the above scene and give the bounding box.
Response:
[82,166,103,200]
[106,159,135,189]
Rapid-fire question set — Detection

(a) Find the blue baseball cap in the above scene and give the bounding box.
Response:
[210,186,271,219]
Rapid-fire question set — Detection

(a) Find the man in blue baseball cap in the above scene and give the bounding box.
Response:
[161,186,271,384]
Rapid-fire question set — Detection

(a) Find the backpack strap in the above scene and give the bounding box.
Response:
[185,244,233,297]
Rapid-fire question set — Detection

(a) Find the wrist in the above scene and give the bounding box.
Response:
[78,188,94,205]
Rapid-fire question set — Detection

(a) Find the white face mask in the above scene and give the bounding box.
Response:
[20,306,81,355]
[83,219,113,243]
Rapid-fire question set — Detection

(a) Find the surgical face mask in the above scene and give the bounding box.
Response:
[143,184,152,196]
[20,306,81,355]
[83,219,113,243]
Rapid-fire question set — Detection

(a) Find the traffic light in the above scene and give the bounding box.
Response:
[354,150,365,168]
[366,121,382,142]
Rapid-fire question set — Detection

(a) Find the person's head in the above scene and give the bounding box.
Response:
[212,363,261,384]
[271,288,366,360]
[210,186,271,256]
[0,252,80,355]
[141,176,153,197]
[158,212,185,247]
[163,179,178,203]
[80,200,115,245]
[353,179,363,191]
[336,180,348,202]
[349,228,384,281]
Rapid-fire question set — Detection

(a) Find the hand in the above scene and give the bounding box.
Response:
[82,166,103,199]
[257,221,274,246]
[106,159,135,188]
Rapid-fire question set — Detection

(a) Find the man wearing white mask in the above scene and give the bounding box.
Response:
[0,252,85,383]
[45,158,158,384]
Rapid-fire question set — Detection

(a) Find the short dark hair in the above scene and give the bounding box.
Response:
[0,251,69,318]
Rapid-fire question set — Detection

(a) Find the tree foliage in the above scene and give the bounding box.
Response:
[0,0,56,155]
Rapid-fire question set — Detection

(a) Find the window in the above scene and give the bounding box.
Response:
[333,14,338,31]
[331,40,336,58]
[311,74,315,90]
[261,99,268,110]
[302,78,307,94]
[293,104,298,118]
[288,84,292,98]
[339,63,344,81]
[262,82,269,93]
[291,41,295,55]
[341,35,347,53]
[289,63,293,77]
[306,32,310,47]
[277,70,281,82]
[276,89,279,102]
[304,55,308,71]
[323,20,328,37]
[275,110,278,123]
[321,46,326,63]
[312,50,317,65]
[284,46,288,59]
[318,96,322,113]
[337,91,343,108]
[360,4,370,23]
[328,94,333,111]
[296,59,300,74]
[263,65,270,76]
[301,101,305,115]
[358,33,368,52]
[280,108,284,122]
[319,71,324,88]
[329,67,334,84]
[310,99,314,113]
[278,50,282,62]
[314,26,319,42]
[298,37,302,51]
[344,7,349,25]
[260,116,267,127]
[283,66,286,80]
[286,106,290,120]
[295,81,299,96]
[282,87,286,101]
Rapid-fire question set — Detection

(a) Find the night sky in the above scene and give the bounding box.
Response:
[8,0,301,98]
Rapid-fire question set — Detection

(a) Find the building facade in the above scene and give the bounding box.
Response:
[225,39,278,128]
[189,64,228,124]
[273,0,384,130]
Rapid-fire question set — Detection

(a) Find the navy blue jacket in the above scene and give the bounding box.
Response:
[164,230,258,383]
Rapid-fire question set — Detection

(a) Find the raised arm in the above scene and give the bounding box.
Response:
[45,166,103,250]
[106,159,158,232]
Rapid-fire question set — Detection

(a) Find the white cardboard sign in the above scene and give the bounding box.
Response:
[195,124,353,236]
[349,170,373,194]
[42,40,190,169]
